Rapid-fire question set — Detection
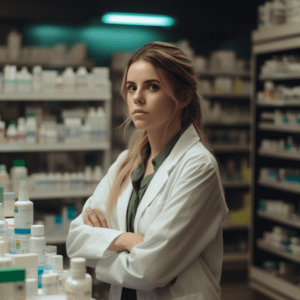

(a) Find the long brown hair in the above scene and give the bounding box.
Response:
[106,41,210,219]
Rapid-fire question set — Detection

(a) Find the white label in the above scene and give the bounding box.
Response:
[15,237,30,254]
[65,283,91,300]
[14,205,33,229]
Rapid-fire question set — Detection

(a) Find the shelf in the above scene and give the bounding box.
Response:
[201,92,250,99]
[204,120,251,127]
[0,141,110,152]
[257,240,300,264]
[0,60,94,68]
[258,122,300,133]
[212,144,250,153]
[258,148,300,161]
[252,23,300,44]
[222,181,250,189]
[222,224,249,231]
[249,266,300,300]
[259,178,300,195]
[29,187,96,200]
[259,73,300,81]
[223,252,249,263]
[198,70,251,77]
[257,99,300,107]
[0,91,111,101]
[257,211,300,229]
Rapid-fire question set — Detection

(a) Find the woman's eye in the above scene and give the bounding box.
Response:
[127,85,136,92]
[149,84,159,91]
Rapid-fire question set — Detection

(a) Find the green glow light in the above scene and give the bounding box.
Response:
[102,13,175,27]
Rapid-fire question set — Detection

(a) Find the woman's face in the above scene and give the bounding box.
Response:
[126,60,181,132]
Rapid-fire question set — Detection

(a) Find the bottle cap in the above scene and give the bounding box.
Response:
[0,267,25,283]
[52,255,63,271]
[31,225,44,237]
[70,257,86,279]
[13,159,26,167]
[0,165,7,172]
[42,273,58,285]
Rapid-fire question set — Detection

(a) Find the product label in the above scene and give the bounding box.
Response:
[14,205,33,229]
[15,237,30,254]
[14,205,18,213]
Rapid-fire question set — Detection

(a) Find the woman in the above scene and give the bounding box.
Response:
[66,41,228,300]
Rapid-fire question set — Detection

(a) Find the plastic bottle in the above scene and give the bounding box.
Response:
[42,273,59,295]
[65,257,92,300]
[7,30,22,61]
[17,117,26,144]
[32,65,43,93]
[96,106,107,141]
[84,166,93,187]
[26,113,37,143]
[11,159,28,193]
[26,278,38,298]
[14,180,33,234]
[76,67,88,92]
[86,107,97,142]
[0,165,11,193]
[0,202,9,253]
[62,67,76,93]
[30,225,46,266]
[6,121,18,143]
[4,65,17,93]
[50,255,69,293]
[17,66,32,93]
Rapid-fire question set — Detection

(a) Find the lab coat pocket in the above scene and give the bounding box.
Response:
[137,202,165,235]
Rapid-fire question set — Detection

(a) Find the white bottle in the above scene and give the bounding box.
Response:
[30,225,46,266]
[26,113,37,143]
[42,273,59,295]
[17,117,26,144]
[11,159,28,194]
[32,65,43,93]
[26,278,38,298]
[14,180,33,233]
[4,65,17,93]
[76,67,88,92]
[50,255,69,293]
[62,67,76,93]
[0,165,11,193]
[0,203,9,253]
[84,166,93,187]
[14,232,30,254]
[96,106,107,141]
[7,30,22,61]
[65,258,92,300]
[6,121,18,143]
[94,166,103,184]
[17,66,32,93]
[86,107,97,142]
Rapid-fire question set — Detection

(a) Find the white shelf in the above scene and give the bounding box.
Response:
[259,73,300,81]
[249,266,300,300]
[258,122,300,133]
[257,99,300,107]
[222,181,250,189]
[223,252,249,263]
[204,120,251,127]
[0,92,111,101]
[212,144,250,152]
[29,187,95,200]
[0,60,94,68]
[258,148,300,161]
[198,70,251,77]
[202,92,250,99]
[257,211,300,229]
[257,240,300,264]
[252,23,300,44]
[0,141,110,152]
[259,178,300,195]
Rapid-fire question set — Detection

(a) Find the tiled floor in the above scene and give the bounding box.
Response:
[91,270,272,300]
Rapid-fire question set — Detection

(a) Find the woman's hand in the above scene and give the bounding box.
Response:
[83,208,108,228]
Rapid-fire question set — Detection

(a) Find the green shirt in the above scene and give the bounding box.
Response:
[126,124,190,233]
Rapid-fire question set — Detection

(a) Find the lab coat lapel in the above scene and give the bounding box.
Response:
[117,181,133,232]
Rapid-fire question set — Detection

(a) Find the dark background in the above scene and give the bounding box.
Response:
[0,1,266,65]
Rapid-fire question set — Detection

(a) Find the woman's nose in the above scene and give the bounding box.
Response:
[133,88,145,104]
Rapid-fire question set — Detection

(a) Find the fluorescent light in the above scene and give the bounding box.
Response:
[102,13,175,27]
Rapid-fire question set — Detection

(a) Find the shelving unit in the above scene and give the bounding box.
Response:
[199,70,252,269]
[249,24,300,300]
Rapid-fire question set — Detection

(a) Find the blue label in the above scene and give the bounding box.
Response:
[14,228,31,234]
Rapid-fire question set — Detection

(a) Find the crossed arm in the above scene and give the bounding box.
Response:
[83,207,144,253]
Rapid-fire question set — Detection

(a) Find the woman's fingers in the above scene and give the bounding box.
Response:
[85,209,102,227]
[83,212,94,227]
[92,208,108,228]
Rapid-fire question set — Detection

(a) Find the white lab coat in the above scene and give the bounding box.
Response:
[66,124,228,300]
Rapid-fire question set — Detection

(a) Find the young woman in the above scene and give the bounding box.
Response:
[66,41,228,300]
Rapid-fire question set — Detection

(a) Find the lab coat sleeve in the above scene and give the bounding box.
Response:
[66,150,128,260]
[94,155,228,290]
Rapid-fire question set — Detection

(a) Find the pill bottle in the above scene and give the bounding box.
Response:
[11,159,28,193]
[42,273,59,295]
[50,255,69,293]
[0,202,9,253]
[30,225,46,266]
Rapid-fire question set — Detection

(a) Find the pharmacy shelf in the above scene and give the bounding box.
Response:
[198,70,251,77]
[257,211,300,230]
[0,92,111,101]
[29,187,96,200]
[0,60,94,68]
[223,252,249,263]
[257,99,300,107]
[258,122,300,133]
[259,73,300,81]
[211,144,250,153]
[45,235,68,244]
[204,120,251,127]
[201,92,250,99]
[0,141,110,152]
[258,148,300,161]
[249,266,300,300]
[222,180,250,189]
[257,240,300,264]
[259,178,300,195]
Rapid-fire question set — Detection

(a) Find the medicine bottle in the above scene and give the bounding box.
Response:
[65,257,92,300]
[0,202,9,253]
[42,273,59,295]
[50,255,69,293]
[30,225,46,266]
[11,159,28,194]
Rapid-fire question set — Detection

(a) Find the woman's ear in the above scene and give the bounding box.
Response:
[179,90,192,109]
